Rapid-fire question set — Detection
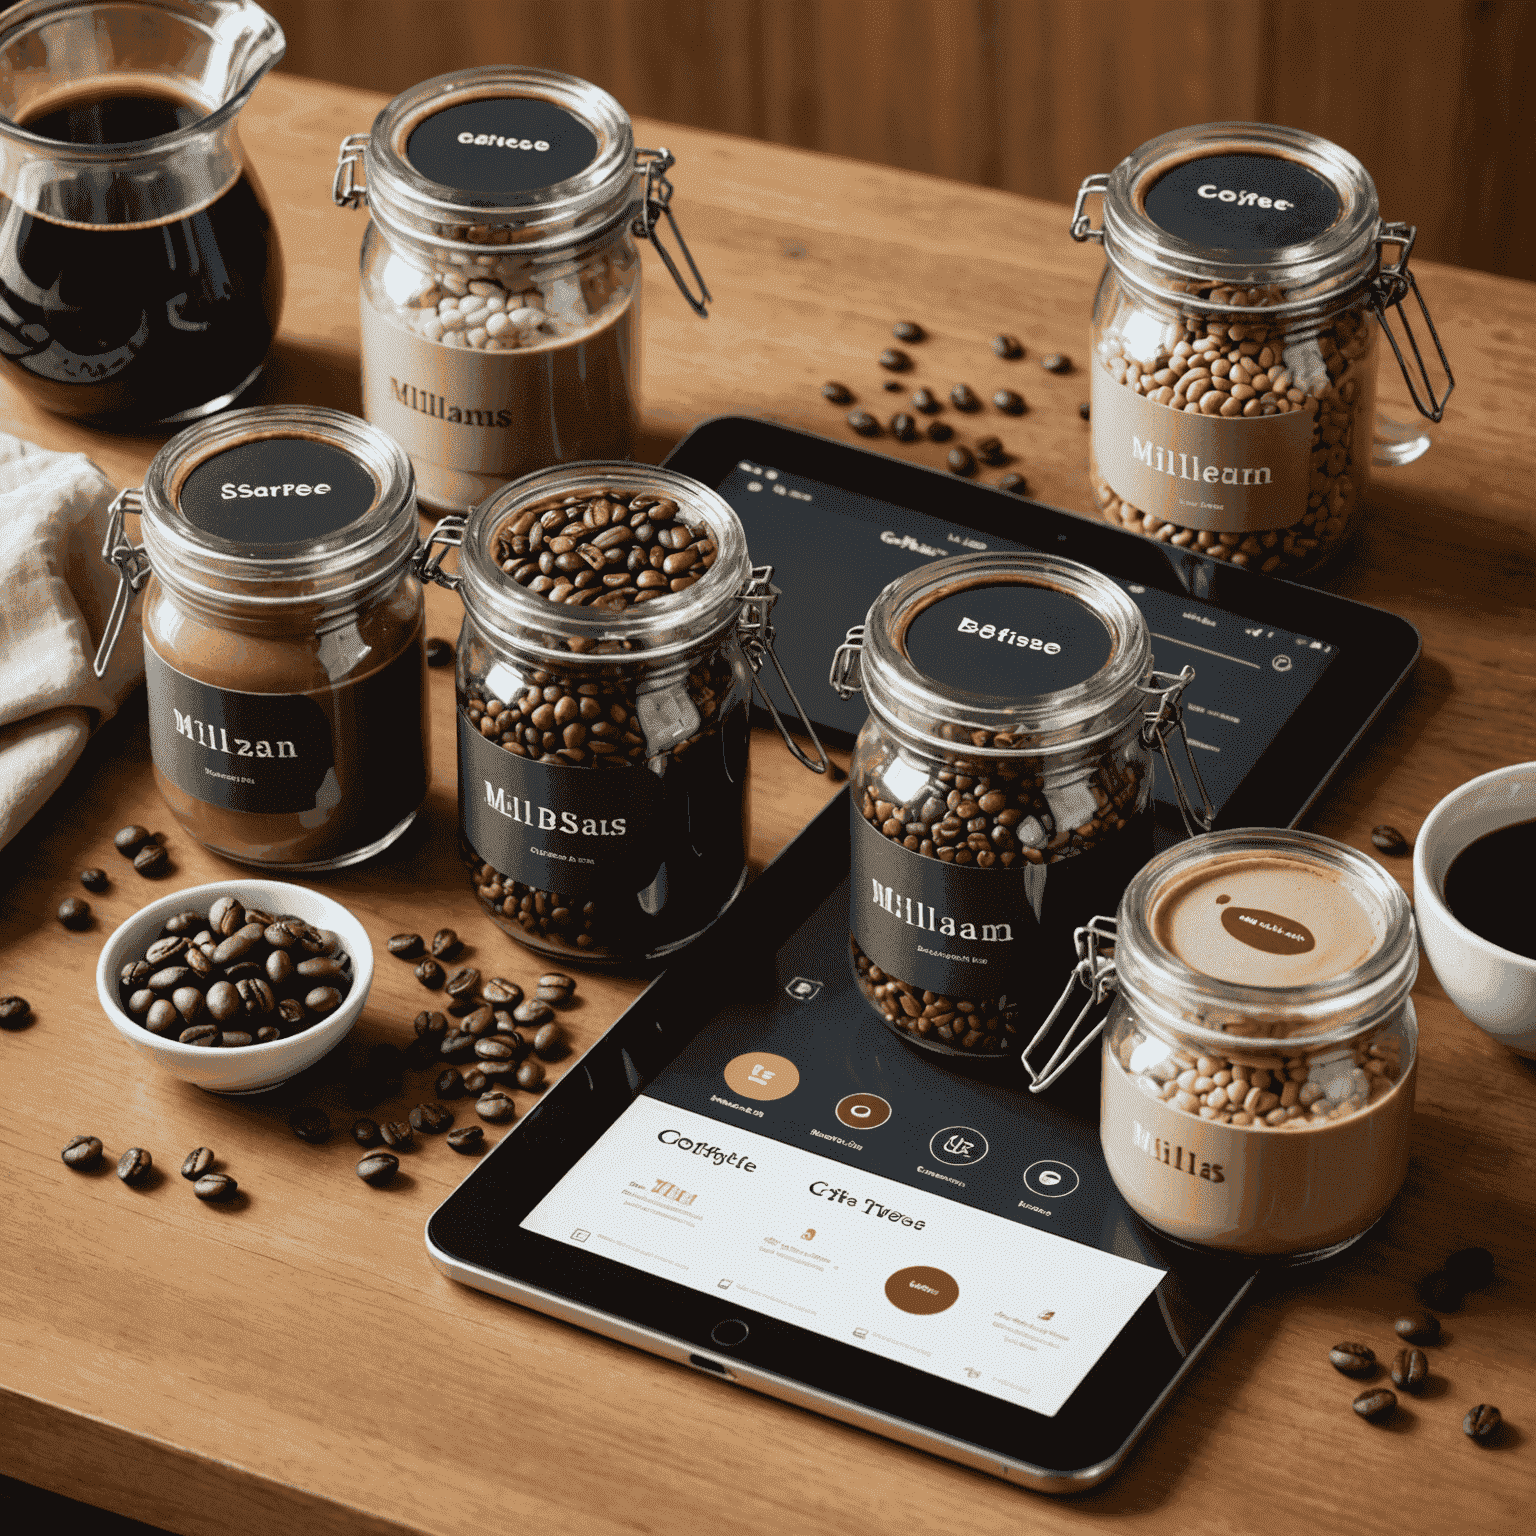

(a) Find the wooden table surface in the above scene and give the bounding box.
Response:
[3,72,1533,1536]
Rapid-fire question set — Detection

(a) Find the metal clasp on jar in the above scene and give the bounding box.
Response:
[91,488,151,679]
[1136,666,1215,837]
[1370,221,1455,422]
[414,513,466,591]
[737,566,829,773]
[828,624,866,698]
[634,147,711,317]
[1068,173,1109,243]
[1022,915,1119,1092]
[331,133,369,209]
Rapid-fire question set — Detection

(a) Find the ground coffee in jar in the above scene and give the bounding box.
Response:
[830,553,1197,1058]
[1070,123,1452,577]
[94,406,429,870]
[334,66,709,513]
[418,463,824,967]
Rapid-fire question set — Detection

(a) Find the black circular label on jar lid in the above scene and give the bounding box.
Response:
[902,582,1113,702]
[1143,152,1341,251]
[405,96,600,198]
[177,437,378,545]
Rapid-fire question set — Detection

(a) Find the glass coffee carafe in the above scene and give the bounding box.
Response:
[0,0,286,425]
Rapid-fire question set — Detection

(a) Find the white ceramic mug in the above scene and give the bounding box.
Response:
[1414,762,1536,1057]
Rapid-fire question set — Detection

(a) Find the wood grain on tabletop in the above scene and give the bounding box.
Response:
[1,71,1532,1536]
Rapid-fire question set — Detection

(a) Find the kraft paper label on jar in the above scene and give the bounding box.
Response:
[1091,363,1312,532]
[177,436,378,544]
[1142,151,1341,252]
[458,713,664,897]
[405,96,599,197]
[144,645,426,818]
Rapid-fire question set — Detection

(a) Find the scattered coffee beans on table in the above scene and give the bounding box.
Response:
[1329,1342,1376,1376]
[289,1108,331,1144]
[410,1102,453,1135]
[878,348,911,372]
[117,1147,152,1185]
[79,868,109,893]
[1041,352,1071,374]
[848,409,879,436]
[1,995,32,1027]
[113,824,151,856]
[911,387,940,414]
[62,1135,103,1169]
[194,1173,238,1202]
[431,928,463,960]
[133,843,169,877]
[1394,1310,1440,1344]
[1352,1388,1396,1422]
[1078,401,1090,420]
[414,957,444,989]
[1463,1404,1501,1442]
[882,379,903,392]
[950,383,980,411]
[477,1089,516,1122]
[925,420,952,442]
[57,896,91,929]
[992,334,1023,360]
[447,1126,485,1153]
[975,435,1007,466]
[181,1147,215,1180]
[380,1120,414,1150]
[892,320,925,343]
[1391,1348,1429,1392]
[997,472,1028,495]
[352,1118,381,1146]
[946,446,976,476]
[992,389,1025,415]
[357,1152,398,1187]
[822,381,853,404]
[1370,824,1410,855]
[387,932,424,959]
[890,411,918,442]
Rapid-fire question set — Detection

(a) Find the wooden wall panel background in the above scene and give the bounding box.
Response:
[263,0,1536,282]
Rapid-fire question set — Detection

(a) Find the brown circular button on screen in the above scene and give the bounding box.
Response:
[885,1265,959,1316]
[722,1051,800,1102]
[835,1092,892,1129]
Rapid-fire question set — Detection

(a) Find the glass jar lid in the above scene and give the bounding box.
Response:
[357,67,638,255]
[841,552,1152,758]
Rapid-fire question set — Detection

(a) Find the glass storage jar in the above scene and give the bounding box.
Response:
[94,405,429,870]
[1042,829,1418,1261]
[1070,122,1452,577]
[333,66,709,514]
[830,552,1205,1059]
[417,462,824,968]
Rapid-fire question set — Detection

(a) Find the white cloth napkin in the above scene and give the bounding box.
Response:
[0,430,143,853]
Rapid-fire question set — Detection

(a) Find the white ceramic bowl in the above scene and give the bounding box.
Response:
[96,879,374,1093]
[1414,762,1536,1057]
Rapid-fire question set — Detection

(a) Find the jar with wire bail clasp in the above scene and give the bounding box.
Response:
[830,552,1211,1060]
[92,404,429,871]
[333,66,710,514]
[417,462,826,968]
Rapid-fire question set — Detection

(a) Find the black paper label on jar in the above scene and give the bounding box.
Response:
[458,713,665,897]
[406,96,600,198]
[1143,152,1341,252]
[902,582,1112,702]
[144,644,426,818]
[177,436,378,545]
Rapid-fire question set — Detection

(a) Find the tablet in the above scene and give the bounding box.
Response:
[662,416,1421,833]
[426,792,1261,1492]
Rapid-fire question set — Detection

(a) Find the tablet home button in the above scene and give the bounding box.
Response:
[711,1319,750,1347]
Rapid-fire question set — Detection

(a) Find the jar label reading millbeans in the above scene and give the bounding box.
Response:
[145,644,426,817]
[1141,152,1341,251]
[458,714,665,897]
[404,96,599,196]
[176,436,378,545]
[1090,364,1313,531]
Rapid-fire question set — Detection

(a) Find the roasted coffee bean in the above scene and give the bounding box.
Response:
[848,409,879,436]
[1391,1348,1429,1392]
[113,824,151,856]
[202,981,238,1022]
[516,1059,546,1091]
[145,1000,180,1035]
[878,347,911,372]
[1370,824,1409,855]
[946,446,976,476]
[1394,1310,1440,1344]
[146,936,186,964]
[352,1117,381,1147]
[117,1147,152,1184]
[445,995,479,1018]
[1077,400,1091,420]
[133,844,169,877]
[445,966,481,999]
[821,381,853,404]
[440,1029,475,1061]
[462,1066,490,1095]
[414,958,444,989]
[1329,1342,1376,1376]
[481,978,523,1007]
[890,412,918,442]
[62,1134,103,1169]
[430,928,463,960]
[179,1023,219,1047]
[461,1005,495,1036]
[148,964,193,992]
[410,1102,454,1134]
[171,987,204,1024]
[208,896,244,935]
[379,1120,414,1150]
[357,1152,399,1187]
[892,320,925,343]
[538,972,576,998]
[276,999,305,1028]
[1,995,32,1027]
[512,998,553,1028]
[997,472,1028,495]
[255,1024,281,1043]
[79,868,109,893]
[1419,1270,1464,1311]
[950,383,980,411]
[1464,1404,1501,1441]
[975,435,1008,466]
[296,956,346,980]
[991,333,1023,360]
[435,1067,466,1099]
[57,896,91,930]
[194,1172,238,1202]
[180,1147,215,1181]
[265,949,293,986]
[288,1107,331,1144]
[992,389,1025,415]
[1444,1246,1495,1287]
[388,931,424,959]
[911,387,941,414]
[476,1059,518,1083]
[475,1037,517,1062]
[425,636,453,667]
[1041,352,1071,374]
[534,1023,564,1059]
[447,1125,486,1153]
[476,1089,517,1123]
[238,978,277,1016]
[210,929,256,967]
[1352,1388,1396,1422]
[126,989,154,1015]
[415,1010,449,1041]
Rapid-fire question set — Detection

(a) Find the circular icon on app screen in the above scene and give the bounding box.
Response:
[884,1265,959,1316]
[835,1092,892,1130]
[722,1051,800,1102]
[1022,1159,1080,1199]
[928,1126,989,1166]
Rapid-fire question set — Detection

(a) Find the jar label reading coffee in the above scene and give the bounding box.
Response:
[458,713,664,897]
[177,436,378,544]
[145,645,426,817]
[404,96,599,197]
[1090,364,1312,531]
[1142,151,1341,251]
